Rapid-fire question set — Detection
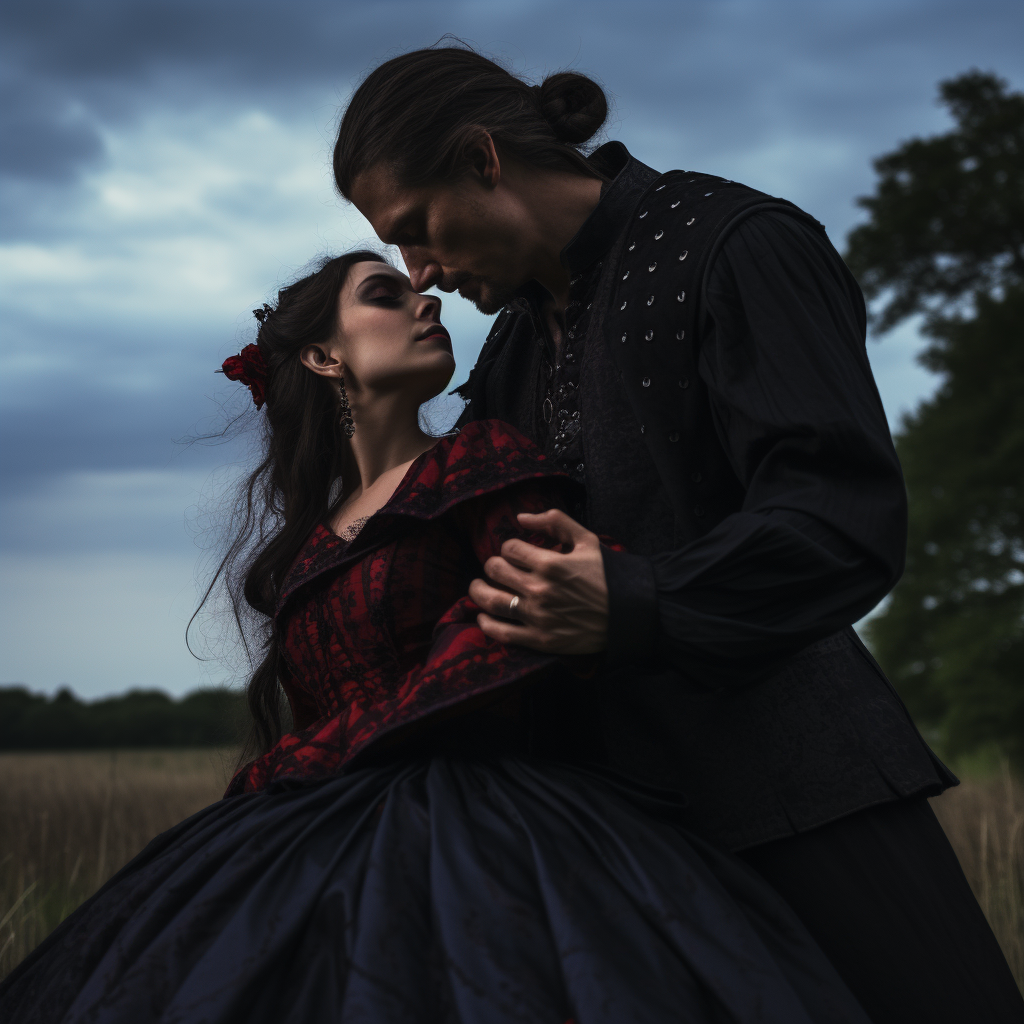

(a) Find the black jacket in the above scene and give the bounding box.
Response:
[456,143,954,850]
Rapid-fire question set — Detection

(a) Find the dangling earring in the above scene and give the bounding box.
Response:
[337,378,355,438]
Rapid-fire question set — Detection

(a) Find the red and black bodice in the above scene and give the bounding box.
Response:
[226,420,582,796]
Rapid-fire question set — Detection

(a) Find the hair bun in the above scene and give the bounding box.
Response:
[536,71,608,145]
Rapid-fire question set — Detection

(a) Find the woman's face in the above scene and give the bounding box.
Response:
[328,260,455,403]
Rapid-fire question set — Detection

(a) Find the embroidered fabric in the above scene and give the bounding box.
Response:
[226,420,583,795]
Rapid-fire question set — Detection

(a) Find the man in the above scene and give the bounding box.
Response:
[334,46,1023,1022]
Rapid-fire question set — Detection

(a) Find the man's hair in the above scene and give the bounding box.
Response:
[333,45,609,196]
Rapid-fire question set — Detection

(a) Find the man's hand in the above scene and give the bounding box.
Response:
[468,509,609,654]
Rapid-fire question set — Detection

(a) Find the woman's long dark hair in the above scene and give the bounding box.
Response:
[333,45,609,196]
[196,251,386,760]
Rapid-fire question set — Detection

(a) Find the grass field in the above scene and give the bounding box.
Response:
[1,749,1021,993]
[0,749,236,979]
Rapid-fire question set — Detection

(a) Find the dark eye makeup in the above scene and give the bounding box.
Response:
[358,273,406,304]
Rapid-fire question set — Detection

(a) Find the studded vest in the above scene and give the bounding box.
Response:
[454,164,953,849]
[459,167,828,548]
[601,171,828,540]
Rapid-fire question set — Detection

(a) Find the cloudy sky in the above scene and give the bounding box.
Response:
[2,0,1022,699]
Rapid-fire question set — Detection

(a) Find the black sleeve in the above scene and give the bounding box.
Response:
[603,210,908,685]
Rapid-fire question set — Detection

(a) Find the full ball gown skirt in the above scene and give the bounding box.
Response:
[0,756,872,1024]
[1,424,874,1021]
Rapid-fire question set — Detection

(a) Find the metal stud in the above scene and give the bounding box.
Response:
[639,210,648,219]
[628,243,636,251]
[679,250,689,261]
[640,424,646,434]
[704,192,713,197]
[577,462,585,473]
[645,329,654,341]
[622,270,630,280]
[567,331,575,339]
[620,301,628,310]
[668,431,680,443]
[642,376,651,387]
[677,291,686,303]
[686,217,696,226]
[621,332,628,343]
[654,229,664,240]
[676,329,685,341]
[648,262,657,272]
[671,200,681,209]
[647,295,655,306]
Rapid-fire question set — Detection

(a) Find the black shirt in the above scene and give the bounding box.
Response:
[463,142,905,682]
[455,143,951,848]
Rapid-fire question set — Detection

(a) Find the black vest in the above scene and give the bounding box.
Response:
[602,171,826,539]
[456,165,954,850]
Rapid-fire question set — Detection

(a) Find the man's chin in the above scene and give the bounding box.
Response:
[462,282,517,316]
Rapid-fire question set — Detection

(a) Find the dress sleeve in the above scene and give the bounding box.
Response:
[604,210,907,685]
[342,477,577,764]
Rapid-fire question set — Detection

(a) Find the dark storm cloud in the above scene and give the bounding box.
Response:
[0,79,105,182]
[2,0,1023,528]
[2,0,1022,195]
[0,0,445,186]
[0,381,228,483]
[1,0,427,83]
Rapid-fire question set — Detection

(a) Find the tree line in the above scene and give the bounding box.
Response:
[0,686,245,750]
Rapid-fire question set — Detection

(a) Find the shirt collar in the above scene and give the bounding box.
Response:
[560,142,661,277]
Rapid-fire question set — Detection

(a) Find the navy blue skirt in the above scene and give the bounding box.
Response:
[0,758,870,1023]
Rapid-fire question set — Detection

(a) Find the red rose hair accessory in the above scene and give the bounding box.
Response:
[220,343,269,410]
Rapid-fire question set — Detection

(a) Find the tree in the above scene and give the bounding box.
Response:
[0,686,246,749]
[845,71,1024,763]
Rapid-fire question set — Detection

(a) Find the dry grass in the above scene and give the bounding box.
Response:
[930,765,1024,992]
[0,749,236,980]
[1,751,1021,994]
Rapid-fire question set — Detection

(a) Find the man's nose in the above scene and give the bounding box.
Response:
[400,247,443,292]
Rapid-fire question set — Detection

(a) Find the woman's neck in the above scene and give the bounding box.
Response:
[346,393,435,493]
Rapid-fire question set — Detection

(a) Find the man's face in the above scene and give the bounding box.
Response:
[350,164,534,315]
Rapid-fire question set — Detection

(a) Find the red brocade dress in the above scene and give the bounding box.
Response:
[0,421,872,1024]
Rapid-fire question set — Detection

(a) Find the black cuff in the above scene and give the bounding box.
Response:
[601,546,659,665]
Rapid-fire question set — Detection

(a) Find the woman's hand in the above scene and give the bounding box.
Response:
[468,509,609,654]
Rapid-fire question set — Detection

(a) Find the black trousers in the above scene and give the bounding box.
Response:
[740,796,1023,1023]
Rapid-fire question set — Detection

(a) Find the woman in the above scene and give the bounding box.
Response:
[0,252,872,1023]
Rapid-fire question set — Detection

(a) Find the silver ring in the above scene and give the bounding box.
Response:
[508,595,520,620]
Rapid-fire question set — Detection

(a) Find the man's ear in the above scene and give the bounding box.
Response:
[299,343,343,379]
[463,132,501,189]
